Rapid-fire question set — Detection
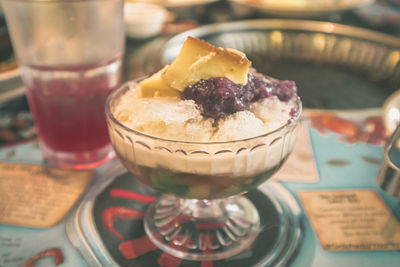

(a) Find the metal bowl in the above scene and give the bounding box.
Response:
[128,19,400,110]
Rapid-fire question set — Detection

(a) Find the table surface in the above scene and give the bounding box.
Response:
[1,0,400,266]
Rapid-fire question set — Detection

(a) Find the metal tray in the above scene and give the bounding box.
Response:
[127,19,400,110]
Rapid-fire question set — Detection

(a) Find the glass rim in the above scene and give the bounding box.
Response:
[105,80,302,145]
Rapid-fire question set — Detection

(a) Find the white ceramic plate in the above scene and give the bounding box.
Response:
[229,0,375,18]
[124,2,168,39]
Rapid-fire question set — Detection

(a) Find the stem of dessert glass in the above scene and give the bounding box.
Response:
[144,194,260,261]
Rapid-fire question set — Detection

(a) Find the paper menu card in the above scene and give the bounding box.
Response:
[273,123,319,182]
[0,162,94,228]
[300,189,400,251]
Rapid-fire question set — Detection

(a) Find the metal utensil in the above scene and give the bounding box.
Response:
[377,90,400,198]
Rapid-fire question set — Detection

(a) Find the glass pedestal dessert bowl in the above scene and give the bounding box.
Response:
[105,81,301,261]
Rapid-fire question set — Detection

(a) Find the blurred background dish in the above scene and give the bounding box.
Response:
[125,0,219,20]
[0,94,35,147]
[354,0,400,28]
[128,0,218,7]
[0,58,19,82]
[229,0,375,18]
[124,2,169,39]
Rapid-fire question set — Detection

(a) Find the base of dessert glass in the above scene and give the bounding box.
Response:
[144,194,260,261]
[41,142,116,170]
[67,171,303,266]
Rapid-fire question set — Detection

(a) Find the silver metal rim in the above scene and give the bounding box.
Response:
[162,19,400,65]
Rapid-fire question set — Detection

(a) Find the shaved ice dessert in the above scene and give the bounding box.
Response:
[106,37,301,199]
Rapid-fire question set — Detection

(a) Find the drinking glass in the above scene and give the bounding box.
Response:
[105,81,302,260]
[2,0,124,169]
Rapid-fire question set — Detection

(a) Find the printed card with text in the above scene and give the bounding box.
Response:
[273,123,319,182]
[0,162,95,228]
[300,189,400,251]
